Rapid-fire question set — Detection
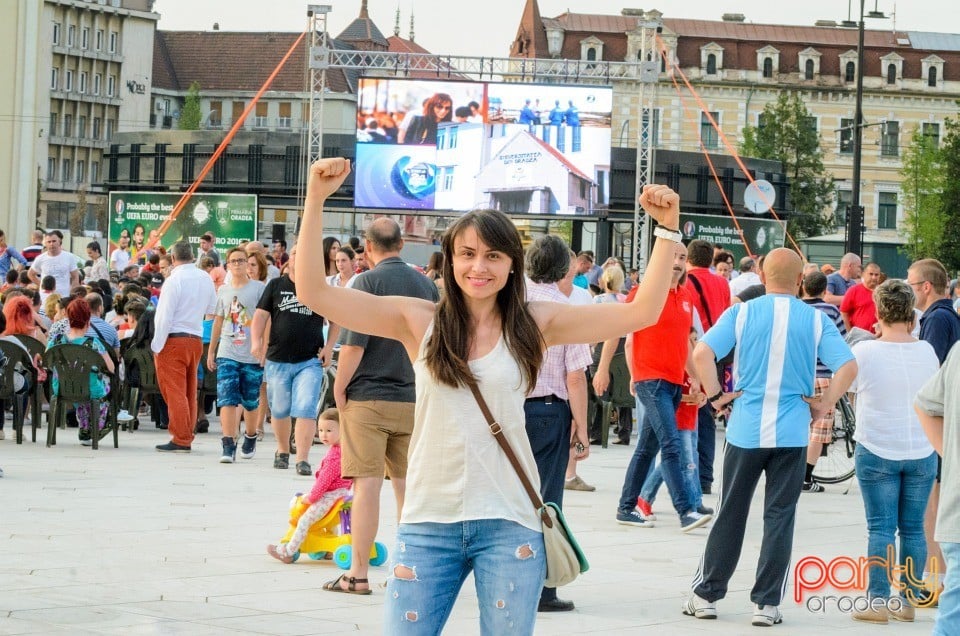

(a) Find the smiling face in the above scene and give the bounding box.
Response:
[451,225,512,304]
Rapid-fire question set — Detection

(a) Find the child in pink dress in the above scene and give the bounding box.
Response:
[267,408,351,563]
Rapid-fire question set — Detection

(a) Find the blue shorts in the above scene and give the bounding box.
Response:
[264,359,323,420]
[216,358,264,411]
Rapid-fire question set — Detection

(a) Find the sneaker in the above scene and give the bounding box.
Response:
[681,593,717,619]
[240,434,257,459]
[296,461,312,476]
[116,410,134,423]
[752,604,783,627]
[274,452,290,469]
[80,438,93,447]
[697,505,714,515]
[220,437,237,464]
[616,510,655,528]
[680,510,712,532]
[636,497,657,521]
[156,442,191,453]
[802,480,825,493]
[564,475,596,492]
[889,601,915,622]
[851,605,888,623]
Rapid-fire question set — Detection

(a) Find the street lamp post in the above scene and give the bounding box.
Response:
[844,0,886,258]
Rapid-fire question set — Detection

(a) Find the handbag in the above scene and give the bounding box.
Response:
[467,383,589,587]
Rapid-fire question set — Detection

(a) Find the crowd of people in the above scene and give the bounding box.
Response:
[2,165,960,634]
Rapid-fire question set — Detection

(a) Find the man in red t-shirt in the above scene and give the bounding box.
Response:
[616,242,712,532]
[840,262,882,333]
[683,240,730,495]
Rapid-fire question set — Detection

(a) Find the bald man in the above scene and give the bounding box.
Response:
[824,252,862,306]
[683,248,858,628]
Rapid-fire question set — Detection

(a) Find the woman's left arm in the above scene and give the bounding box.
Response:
[536,184,681,347]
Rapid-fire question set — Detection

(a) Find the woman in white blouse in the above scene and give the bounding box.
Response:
[849,279,940,624]
[84,241,109,283]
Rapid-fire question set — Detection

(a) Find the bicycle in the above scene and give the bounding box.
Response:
[811,394,856,484]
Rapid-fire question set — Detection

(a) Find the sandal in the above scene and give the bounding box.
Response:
[266,544,293,564]
[322,573,372,595]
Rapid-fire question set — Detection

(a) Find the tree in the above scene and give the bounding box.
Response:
[740,92,835,240]
[938,116,960,273]
[178,81,202,130]
[899,125,946,260]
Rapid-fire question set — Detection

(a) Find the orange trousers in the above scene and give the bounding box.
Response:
[155,337,201,447]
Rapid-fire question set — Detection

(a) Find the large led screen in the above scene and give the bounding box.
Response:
[355,78,613,216]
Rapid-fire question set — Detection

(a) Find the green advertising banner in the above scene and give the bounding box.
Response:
[108,192,257,263]
[680,213,786,261]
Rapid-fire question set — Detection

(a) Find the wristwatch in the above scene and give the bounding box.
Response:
[708,389,724,405]
[653,226,683,243]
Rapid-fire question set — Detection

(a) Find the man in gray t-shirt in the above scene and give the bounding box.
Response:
[324,218,438,595]
[208,247,266,464]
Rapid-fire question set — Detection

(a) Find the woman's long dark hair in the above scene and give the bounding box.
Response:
[322,236,340,275]
[130,309,157,350]
[424,209,543,392]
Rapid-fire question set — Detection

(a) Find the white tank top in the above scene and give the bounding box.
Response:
[401,323,543,532]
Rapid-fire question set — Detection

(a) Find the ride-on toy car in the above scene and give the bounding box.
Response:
[277,493,388,568]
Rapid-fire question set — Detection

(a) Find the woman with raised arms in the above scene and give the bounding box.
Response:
[296,157,683,635]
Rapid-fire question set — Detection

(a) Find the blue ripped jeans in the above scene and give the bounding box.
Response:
[384,519,545,635]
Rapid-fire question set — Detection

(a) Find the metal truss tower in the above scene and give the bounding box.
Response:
[633,15,663,274]
[306,5,332,164]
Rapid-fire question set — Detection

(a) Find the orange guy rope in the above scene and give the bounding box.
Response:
[132,30,308,261]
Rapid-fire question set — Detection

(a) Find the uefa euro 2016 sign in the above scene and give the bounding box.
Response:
[108,191,257,265]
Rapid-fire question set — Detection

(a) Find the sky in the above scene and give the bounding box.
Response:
[154,0,960,58]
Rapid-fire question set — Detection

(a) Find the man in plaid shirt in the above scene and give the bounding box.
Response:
[524,235,592,613]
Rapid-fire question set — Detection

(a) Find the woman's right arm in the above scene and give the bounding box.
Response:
[296,159,434,356]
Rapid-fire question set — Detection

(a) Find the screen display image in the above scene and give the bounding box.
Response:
[355,78,612,216]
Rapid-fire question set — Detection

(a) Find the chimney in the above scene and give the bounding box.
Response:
[814,20,838,27]
[721,13,746,22]
[409,12,415,42]
[212,22,220,31]
[394,6,400,37]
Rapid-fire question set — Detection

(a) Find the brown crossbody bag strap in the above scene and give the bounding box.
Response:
[466,382,553,528]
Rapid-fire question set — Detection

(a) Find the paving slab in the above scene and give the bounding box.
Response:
[0,420,940,634]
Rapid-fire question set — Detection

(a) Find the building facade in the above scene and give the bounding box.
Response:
[510,1,960,271]
[0,0,159,245]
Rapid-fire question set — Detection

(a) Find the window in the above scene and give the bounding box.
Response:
[78,72,87,94]
[92,117,101,139]
[109,31,118,53]
[106,119,115,141]
[53,22,61,45]
[448,126,458,149]
[278,102,291,128]
[922,122,940,148]
[641,107,660,147]
[881,121,899,157]
[95,29,103,50]
[50,67,59,90]
[91,161,100,183]
[586,47,596,61]
[209,100,222,126]
[840,117,854,154]
[76,160,85,183]
[81,27,89,49]
[845,61,856,82]
[78,115,86,139]
[700,111,719,149]
[47,157,57,181]
[805,59,815,80]
[49,112,58,137]
[803,116,818,134]
[67,25,75,47]
[65,70,73,92]
[706,53,717,75]
[93,73,101,95]
[835,189,851,227]
[63,114,73,137]
[232,102,245,128]
[61,159,72,182]
[887,63,897,85]
[762,57,773,78]
[928,66,938,87]
[878,192,897,229]
[107,75,115,97]
[438,166,454,192]
[254,101,269,128]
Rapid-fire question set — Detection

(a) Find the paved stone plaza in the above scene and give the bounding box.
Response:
[0,421,939,634]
